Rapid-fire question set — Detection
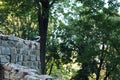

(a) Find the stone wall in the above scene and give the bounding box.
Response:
[0,34,41,76]
[0,35,54,80]
[3,63,41,80]
[1,63,53,80]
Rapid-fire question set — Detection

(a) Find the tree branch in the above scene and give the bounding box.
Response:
[104,71,110,80]
[48,63,54,75]
[96,58,104,80]
[50,0,56,7]
[96,42,105,80]
[40,0,50,8]
[104,64,117,80]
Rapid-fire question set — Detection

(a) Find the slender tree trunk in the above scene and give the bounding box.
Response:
[37,0,50,74]
[96,58,103,80]
[104,64,117,80]
[36,0,55,74]
[104,72,110,80]
[96,43,105,80]
[49,63,54,75]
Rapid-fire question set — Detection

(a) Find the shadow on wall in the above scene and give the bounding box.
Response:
[0,63,4,79]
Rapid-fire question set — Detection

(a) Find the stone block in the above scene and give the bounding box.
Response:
[27,50,31,55]
[4,71,10,79]
[30,50,40,56]
[22,61,30,67]
[21,50,28,54]
[16,41,25,48]
[18,55,23,62]
[0,55,10,63]
[38,61,41,69]
[15,54,24,62]
[9,71,16,79]
[30,62,36,69]
[7,41,16,47]
[35,43,40,50]
[3,63,13,71]
[10,47,17,54]
[15,55,19,62]
[8,35,19,41]
[30,55,36,61]
[17,62,22,65]
[1,47,10,55]
[34,61,40,70]
[36,56,40,60]
[36,50,40,56]
[30,44,36,49]
[2,41,9,47]
[23,55,30,61]
[11,53,16,63]
[24,75,40,80]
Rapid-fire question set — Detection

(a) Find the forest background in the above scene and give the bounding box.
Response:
[0,0,120,80]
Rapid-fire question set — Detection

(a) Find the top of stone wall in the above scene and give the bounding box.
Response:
[0,34,20,41]
[0,34,40,50]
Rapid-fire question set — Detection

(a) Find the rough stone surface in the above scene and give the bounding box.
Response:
[2,63,53,80]
[0,34,47,80]
[0,34,40,71]
[3,63,40,80]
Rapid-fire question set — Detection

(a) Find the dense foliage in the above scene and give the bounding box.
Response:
[0,0,38,39]
[0,0,120,80]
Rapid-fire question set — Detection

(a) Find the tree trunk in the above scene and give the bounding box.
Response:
[37,0,50,74]
[96,41,106,80]
[49,63,54,75]
[103,72,110,80]
[96,58,103,80]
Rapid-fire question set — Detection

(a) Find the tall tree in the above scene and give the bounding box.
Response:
[48,0,120,79]
[35,0,57,74]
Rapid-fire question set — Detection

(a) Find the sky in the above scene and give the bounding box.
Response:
[105,0,120,12]
[52,0,120,25]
